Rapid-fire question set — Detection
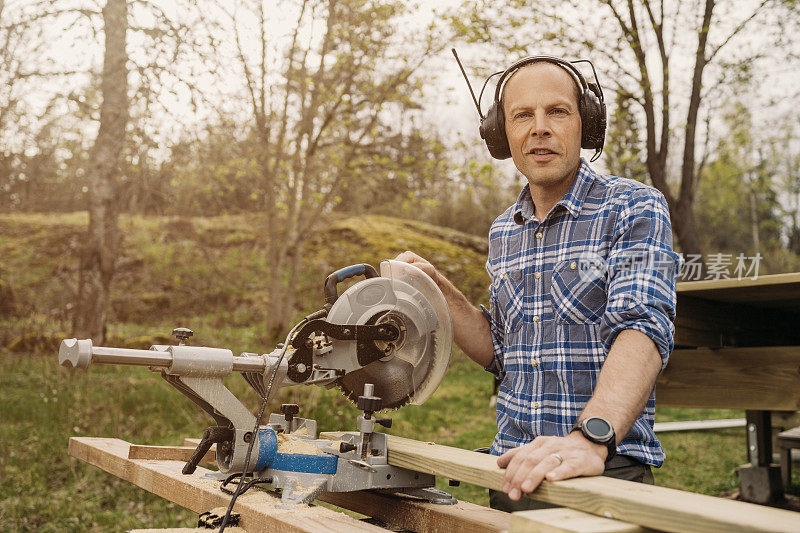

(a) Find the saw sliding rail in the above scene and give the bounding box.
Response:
[59,338,267,372]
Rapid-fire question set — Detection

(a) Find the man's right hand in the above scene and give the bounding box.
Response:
[393,250,496,368]
[394,251,440,286]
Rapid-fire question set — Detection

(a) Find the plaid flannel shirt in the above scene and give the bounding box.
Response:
[481,159,682,466]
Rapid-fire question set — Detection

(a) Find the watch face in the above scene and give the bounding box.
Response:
[585,417,612,440]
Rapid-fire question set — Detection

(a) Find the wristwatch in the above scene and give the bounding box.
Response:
[571,416,616,462]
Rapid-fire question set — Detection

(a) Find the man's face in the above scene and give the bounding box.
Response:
[502,62,582,188]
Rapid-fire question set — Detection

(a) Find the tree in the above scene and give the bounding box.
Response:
[603,92,648,183]
[450,0,800,266]
[696,102,782,258]
[218,0,445,337]
[72,0,128,342]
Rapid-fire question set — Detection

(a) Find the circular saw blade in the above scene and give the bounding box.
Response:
[335,260,452,410]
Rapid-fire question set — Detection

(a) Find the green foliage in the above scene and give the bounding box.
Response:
[696,102,790,271]
[604,93,648,183]
[0,211,492,347]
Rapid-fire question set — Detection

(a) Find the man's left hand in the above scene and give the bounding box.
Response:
[497,432,608,500]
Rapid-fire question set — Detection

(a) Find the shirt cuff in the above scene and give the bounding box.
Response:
[600,295,674,370]
[480,304,505,378]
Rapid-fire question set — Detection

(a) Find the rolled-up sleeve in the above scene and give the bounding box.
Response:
[599,187,683,369]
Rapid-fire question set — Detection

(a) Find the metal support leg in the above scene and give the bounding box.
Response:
[746,410,772,466]
[737,410,782,504]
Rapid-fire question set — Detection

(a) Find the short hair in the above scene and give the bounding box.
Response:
[500,61,582,114]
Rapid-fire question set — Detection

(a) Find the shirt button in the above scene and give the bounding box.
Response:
[503,272,509,279]
[532,315,540,323]
[536,232,543,239]
[534,272,541,279]
[533,401,540,409]
[532,360,539,367]
[570,261,577,269]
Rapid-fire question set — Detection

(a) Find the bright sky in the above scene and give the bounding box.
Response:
[6,0,799,181]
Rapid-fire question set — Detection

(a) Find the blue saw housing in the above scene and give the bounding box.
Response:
[252,427,338,475]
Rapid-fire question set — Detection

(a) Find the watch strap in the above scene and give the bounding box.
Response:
[571,418,616,463]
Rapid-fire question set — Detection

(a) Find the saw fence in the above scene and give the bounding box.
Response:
[70,434,799,533]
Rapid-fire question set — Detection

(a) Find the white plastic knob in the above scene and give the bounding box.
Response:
[59,338,93,369]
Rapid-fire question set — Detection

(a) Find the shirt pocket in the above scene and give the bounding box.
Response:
[494,269,525,340]
[551,260,607,324]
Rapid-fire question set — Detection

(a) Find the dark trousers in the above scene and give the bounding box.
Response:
[489,455,654,513]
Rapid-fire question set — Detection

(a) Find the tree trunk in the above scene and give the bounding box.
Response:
[672,198,704,264]
[72,0,128,343]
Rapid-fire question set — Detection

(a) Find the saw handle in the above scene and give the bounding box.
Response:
[324,263,379,307]
[183,426,234,475]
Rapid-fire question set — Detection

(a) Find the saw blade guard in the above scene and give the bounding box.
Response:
[326,260,452,409]
[378,260,452,405]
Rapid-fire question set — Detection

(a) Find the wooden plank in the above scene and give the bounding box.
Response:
[128,444,215,463]
[677,272,800,303]
[653,419,746,433]
[509,508,649,533]
[772,411,800,429]
[181,437,511,532]
[319,432,800,533]
[321,490,510,533]
[657,346,800,410]
[68,437,387,533]
[87,437,510,533]
[675,295,800,348]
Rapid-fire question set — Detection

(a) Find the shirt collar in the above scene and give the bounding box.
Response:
[513,159,596,224]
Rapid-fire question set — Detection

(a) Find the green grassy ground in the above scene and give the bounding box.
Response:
[1,211,798,530]
[3,344,796,531]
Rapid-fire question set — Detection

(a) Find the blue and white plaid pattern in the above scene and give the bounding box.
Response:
[482,159,682,466]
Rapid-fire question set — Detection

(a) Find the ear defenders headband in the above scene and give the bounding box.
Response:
[452,50,607,162]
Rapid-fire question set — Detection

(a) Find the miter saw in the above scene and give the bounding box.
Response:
[58,260,454,507]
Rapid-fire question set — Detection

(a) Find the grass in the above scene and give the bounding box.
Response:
[1,211,798,529]
[3,345,797,531]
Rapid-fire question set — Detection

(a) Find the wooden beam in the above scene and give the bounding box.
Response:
[75,437,512,533]
[128,444,215,463]
[657,346,800,410]
[677,273,800,309]
[318,432,800,533]
[68,437,387,533]
[509,508,648,533]
[186,438,511,532]
[321,490,509,533]
[675,295,800,348]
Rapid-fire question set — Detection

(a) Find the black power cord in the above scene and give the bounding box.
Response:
[217,309,327,532]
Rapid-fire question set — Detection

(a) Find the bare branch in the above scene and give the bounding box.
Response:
[707,0,771,62]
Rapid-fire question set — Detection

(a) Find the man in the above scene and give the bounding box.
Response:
[395,57,682,511]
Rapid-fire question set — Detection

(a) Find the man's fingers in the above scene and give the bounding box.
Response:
[394,250,427,264]
[393,250,437,279]
[544,459,581,482]
[514,453,562,495]
[394,250,420,262]
[504,448,550,497]
[496,446,520,468]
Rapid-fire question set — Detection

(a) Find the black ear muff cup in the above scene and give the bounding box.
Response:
[480,102,511,159]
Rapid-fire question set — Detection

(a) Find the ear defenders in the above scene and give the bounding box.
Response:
[478,56,607,161]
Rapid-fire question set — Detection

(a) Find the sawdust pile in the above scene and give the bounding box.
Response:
[276,433,322,455]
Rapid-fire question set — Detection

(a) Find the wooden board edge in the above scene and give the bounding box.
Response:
[68,437,387,533]
[509,508,650,533]
[319,432,800,533]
